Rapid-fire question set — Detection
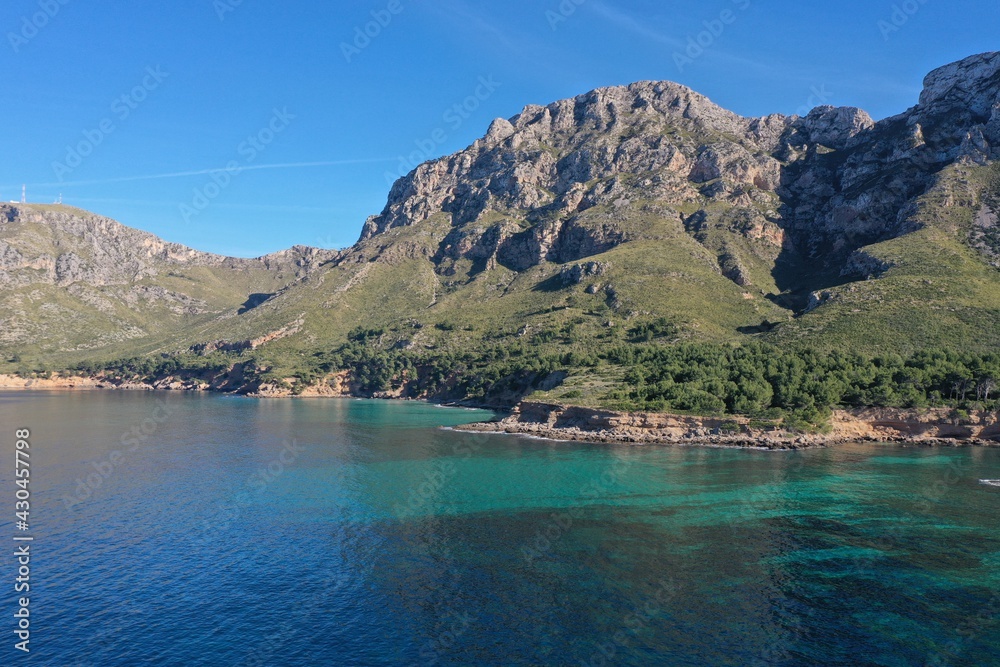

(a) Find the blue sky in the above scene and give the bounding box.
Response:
[1,0,997,257]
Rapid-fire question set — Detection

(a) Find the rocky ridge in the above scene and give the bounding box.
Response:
[0,205,338,288]
[357,52,1000,293]
[0,204,338,351]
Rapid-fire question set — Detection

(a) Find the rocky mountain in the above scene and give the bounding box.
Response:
[361,51,999,291]
[3,52,1000,375]
[0,204,336,361]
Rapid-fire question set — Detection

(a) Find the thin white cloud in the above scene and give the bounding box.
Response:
[587,1,685,49]
[8,159,397,190]
[53,197,354,214]
[421,0,522,53]
[587,1,777,79]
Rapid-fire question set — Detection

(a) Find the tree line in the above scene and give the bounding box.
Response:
[64,338,1000,428]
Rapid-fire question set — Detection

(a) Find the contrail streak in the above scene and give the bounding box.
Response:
[7,159,396,189]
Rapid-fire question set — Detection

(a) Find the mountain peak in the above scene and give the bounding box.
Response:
[919,51,1000,118]
[796,105,875,150]
[505,80,743,138]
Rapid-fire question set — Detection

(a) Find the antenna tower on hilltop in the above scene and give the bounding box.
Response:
[21,185,26,204]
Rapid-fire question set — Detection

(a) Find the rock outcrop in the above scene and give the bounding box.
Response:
[457,401,1000,449]
[355,52,1000,291]
[0,204,337,350]
[0,205,338,289]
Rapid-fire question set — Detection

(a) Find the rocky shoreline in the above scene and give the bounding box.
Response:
[455,401,1000,450]
[0,372,345,396]
[0,374,204,392]
[3,375,999,449]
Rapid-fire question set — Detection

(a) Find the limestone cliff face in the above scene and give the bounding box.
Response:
[363,80,781,242]
[780,52,1000,266]
[0,205,337,350]
[361,81,790,276]
[458,401,1000,448]
[358,52,1000,284]
[0,205,338,289]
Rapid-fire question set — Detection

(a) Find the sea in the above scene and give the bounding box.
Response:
[0,390,997,666]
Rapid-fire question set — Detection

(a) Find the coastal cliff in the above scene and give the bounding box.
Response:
[457,401,1000,449]
[3,372,998,449]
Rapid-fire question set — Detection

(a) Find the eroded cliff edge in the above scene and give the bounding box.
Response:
[456,401,1000,449]
[3,372,998,449]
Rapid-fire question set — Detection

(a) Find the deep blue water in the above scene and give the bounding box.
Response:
[0,390,998,666]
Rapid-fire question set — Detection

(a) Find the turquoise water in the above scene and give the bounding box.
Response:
[0,391,998,666]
